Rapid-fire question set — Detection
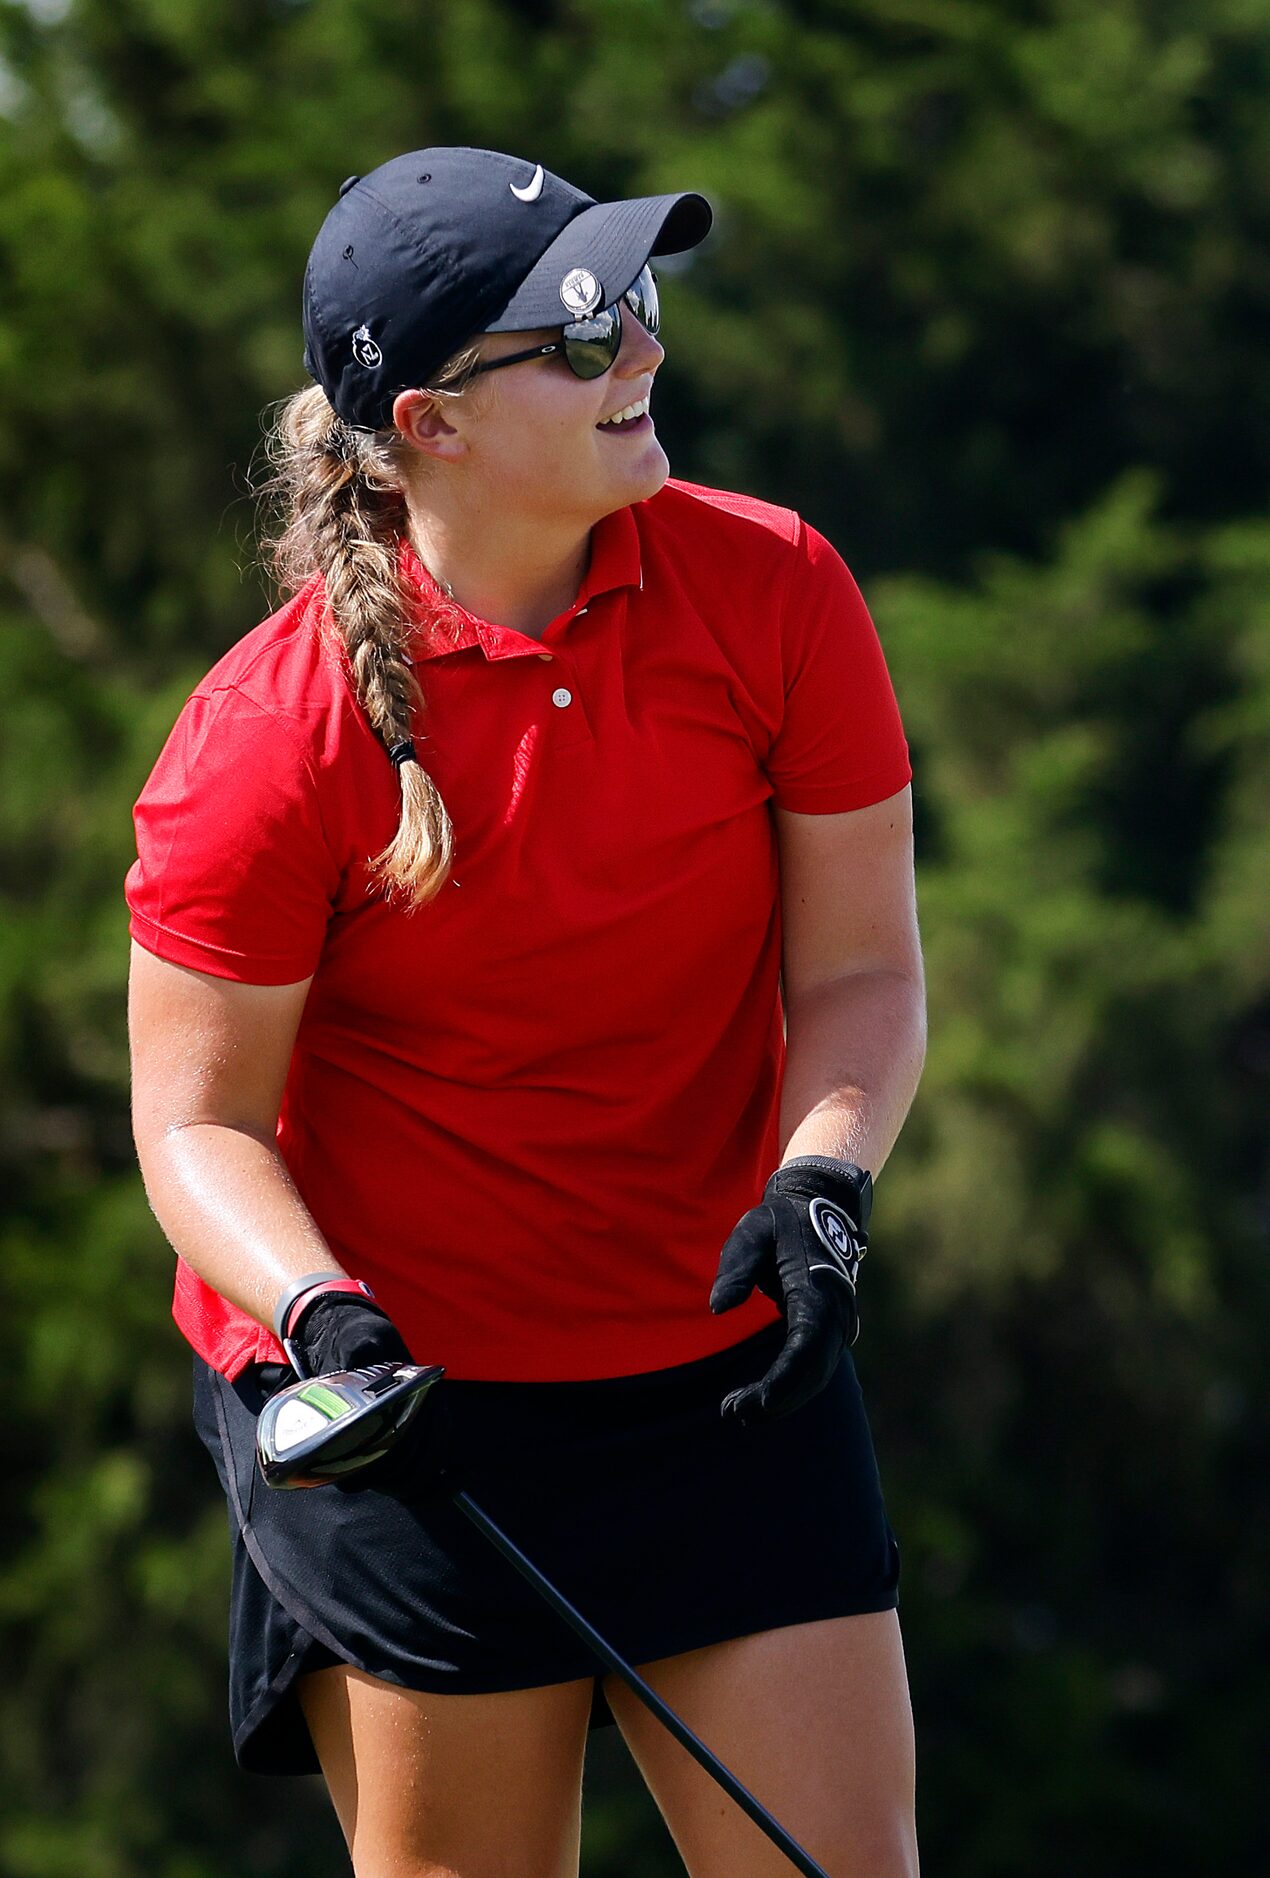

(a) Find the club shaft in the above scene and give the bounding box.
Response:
[452,1490,832,1878]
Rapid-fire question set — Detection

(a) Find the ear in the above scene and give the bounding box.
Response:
[392,388,469,462]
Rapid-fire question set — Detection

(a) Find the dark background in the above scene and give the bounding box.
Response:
[0,0,1266,1871]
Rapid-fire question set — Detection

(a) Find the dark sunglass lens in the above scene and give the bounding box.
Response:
[562,304,622,379]
[623,265,659,336]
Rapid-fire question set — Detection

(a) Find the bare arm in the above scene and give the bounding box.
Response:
[128,941,346,1331]
[776,785,926,1174]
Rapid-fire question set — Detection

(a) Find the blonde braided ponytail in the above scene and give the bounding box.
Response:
[258,357,478,906]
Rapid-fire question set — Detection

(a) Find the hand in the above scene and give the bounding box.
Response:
[282,1290,448,1494]
[709,1156,872,1425]
[286,1288,414,1376]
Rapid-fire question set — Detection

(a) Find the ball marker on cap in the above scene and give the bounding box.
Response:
[559,267,602,316]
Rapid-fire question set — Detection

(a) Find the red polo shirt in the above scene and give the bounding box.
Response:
[126,478,911,1382]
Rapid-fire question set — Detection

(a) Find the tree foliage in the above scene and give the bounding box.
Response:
[0,1,1265,1872]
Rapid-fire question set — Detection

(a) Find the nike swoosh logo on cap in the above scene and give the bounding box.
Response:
[510,163,545,203]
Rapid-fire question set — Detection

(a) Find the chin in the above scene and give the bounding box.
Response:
[625,440,671,503]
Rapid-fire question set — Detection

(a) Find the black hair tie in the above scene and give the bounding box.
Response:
[387,739,417,768]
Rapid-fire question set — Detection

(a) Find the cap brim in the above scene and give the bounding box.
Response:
[485,192,712,333]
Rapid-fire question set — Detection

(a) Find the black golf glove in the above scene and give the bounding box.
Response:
[282,1288,449,1495]
[286,1288,413,1378]
[709,1156,872,1426]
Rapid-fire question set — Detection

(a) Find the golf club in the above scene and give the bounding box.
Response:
[452,1487,833,1878]
[257,1360,833,1878]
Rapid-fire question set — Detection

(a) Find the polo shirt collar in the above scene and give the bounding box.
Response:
[400,504,643,663]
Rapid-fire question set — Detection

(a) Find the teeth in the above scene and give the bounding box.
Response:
[598,395,650,427]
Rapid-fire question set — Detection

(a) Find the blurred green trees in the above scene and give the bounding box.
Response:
[0,1,1265,1872]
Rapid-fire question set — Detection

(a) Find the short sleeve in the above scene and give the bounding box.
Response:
[125,685,340,984]
[765,519,912,813]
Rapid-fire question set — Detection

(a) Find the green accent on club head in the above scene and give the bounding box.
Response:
[294,1382,352,1422]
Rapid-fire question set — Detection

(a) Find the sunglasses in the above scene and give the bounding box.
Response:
[468,265,660,382]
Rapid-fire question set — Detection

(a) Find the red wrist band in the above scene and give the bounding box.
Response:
[272,1272,375,1345]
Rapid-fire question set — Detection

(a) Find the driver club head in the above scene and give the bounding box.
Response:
[255,1361,445,1490]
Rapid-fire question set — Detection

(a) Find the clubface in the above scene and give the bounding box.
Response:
[256,1362,445,1489]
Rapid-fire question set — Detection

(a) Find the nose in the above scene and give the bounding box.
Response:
[616,309,664,378]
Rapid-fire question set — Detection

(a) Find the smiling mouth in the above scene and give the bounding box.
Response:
[596,393,652,432]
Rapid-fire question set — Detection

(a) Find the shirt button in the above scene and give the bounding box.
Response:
[551,687,573,708]
[537,653,552,661]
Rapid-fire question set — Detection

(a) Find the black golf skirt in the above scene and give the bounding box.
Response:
[192,1320,901,1776]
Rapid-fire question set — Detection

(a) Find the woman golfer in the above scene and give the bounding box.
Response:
[127,148,924,1878]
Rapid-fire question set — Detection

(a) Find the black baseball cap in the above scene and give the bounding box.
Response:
[302,147,713,431]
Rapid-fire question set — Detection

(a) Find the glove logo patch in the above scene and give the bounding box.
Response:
[808,1197,859,1285]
